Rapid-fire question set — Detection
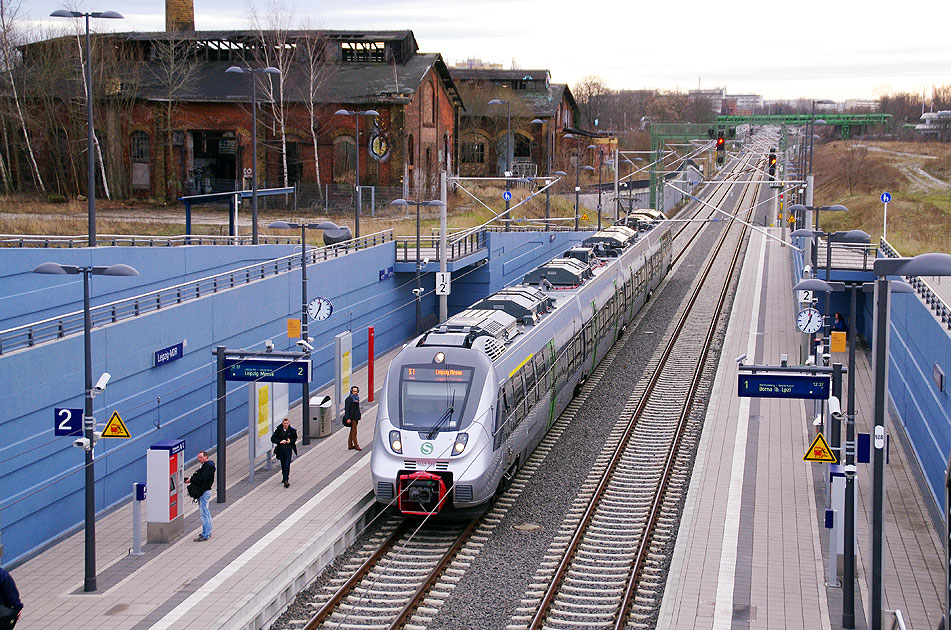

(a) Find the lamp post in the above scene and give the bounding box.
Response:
[867,252,951,629]
[794,276,913,628]
[50,9,123,248]
[546,170,567,231]
[563,133,594,230]
[226,65,282,245]
[268,220,343,445]
[531,118,553,176]
[488,99,512,231]
[391,199,446,334]
[335,109,380,239]
[587,144,605,230]
[32,261,139,592]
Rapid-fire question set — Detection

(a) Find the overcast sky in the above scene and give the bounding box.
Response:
[24,0,951,103]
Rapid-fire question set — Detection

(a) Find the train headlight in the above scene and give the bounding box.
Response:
[434,351,445,364]
[452,433,468,456]
[389,430,402,454]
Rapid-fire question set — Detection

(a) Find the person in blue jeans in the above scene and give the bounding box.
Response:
[185,450,216,541]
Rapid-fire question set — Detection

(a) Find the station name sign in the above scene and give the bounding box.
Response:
[223,358,312,384]
[737,373,831,400]
[154,341,184,367]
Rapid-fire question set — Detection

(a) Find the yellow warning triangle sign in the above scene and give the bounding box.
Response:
[803,432,837,463]
[581,213,589,221]
[103,411,131,439]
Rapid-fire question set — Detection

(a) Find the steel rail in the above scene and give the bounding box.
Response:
[528,154,761,630]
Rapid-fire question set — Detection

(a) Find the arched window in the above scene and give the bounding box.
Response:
[514,134,532,159]
[422,83,434,126]
[333,135,355,183]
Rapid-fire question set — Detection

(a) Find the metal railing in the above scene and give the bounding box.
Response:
[395,229,486,263]
[0,230,393,355]
[0,233,303,248]
[889,608,907,630]
[818,239,879,272]
[881,239,951,331]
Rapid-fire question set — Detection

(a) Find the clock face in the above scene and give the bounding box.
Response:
[307,297,333,321]
[796,308,823,334]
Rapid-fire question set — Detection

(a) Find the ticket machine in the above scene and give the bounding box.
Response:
[147,438,185,543]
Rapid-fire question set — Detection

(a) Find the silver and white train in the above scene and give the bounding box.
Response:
[370,219,673,516]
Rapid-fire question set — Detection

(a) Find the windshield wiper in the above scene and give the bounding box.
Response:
[426,393,455,440]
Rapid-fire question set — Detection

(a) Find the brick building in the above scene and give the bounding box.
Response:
[449,68,579,179]
[20,2,462,203]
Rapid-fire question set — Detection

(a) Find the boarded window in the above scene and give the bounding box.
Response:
[461,141,485,164]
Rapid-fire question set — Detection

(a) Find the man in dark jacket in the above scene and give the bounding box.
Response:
[0,566,22,629]
[270,417,298,488]
[344,386,362,451]
[184,450,215,541]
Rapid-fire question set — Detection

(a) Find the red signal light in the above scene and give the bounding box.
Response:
[716,137,725,148]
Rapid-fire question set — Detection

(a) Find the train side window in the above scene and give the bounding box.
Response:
[534,353,548,395]
[523,362,537,406]
[512,372,525,407]
[583,322,593,356]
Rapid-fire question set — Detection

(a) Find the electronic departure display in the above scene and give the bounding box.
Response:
[403,366,472,382]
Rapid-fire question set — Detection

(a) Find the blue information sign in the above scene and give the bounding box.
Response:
[223,358,312,384]
[737,373,831,399]
[881,192,891,203]
[154,341,184,367]
[54,407,84,436]
[502,190,512,201]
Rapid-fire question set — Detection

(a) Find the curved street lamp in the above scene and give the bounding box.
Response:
[268,220,343,444]
[50,9,124,247]
[391,198,446,333]
[32,261,139,592]
[335,109,380,239]
[226,65,282,245]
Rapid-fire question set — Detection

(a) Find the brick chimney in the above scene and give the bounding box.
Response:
[166,0,195,32]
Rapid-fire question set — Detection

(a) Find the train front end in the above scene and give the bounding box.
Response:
[370,345,497,516]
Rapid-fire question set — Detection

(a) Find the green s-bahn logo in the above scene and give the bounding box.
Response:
[420,442,434,455]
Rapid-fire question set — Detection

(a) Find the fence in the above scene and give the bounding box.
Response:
[0,230,393,355]
[881,239,951,330]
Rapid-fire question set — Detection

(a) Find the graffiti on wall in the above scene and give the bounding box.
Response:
[369,118,390,162]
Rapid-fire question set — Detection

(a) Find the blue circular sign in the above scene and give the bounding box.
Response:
[881,192,891,203]
[502,190,512,201]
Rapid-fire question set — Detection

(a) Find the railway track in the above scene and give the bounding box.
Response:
[513,160,763,630]
[277,145,772,630]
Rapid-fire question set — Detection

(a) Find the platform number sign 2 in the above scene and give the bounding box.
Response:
[54,408,84,436]
[435,272,451,296]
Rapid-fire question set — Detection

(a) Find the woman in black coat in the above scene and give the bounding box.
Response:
[271,417,298,488]
[344,386,362,450]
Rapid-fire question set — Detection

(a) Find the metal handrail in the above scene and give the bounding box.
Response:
[0,230,393,355]
[0,233,306,248]
[394,230,486,263]
[880,239,951,330]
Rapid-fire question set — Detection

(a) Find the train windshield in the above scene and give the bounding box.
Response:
[399,365,473,432]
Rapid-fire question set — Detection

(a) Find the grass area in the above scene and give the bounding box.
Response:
[0,184,582,243]
[812,140,951,256]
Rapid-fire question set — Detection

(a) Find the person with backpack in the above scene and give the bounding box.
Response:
[185,450,215,541]
[0,566,21,629]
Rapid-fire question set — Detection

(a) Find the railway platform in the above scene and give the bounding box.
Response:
[7,347,394,630]
[657,227,944,629]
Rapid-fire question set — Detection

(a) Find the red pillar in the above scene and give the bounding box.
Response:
[368,326,375,402]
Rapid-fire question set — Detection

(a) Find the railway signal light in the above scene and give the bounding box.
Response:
[768,151,777,178]
[716,132,725,165]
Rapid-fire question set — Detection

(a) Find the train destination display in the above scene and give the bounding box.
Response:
[737,373,831,399]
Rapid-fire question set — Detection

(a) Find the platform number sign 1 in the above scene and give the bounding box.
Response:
[435,272,451,296]
[54,408,84,436]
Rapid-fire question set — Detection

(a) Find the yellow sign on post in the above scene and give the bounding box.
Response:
[287,318,301,339]
[581,213,589,221]
[103,411,131,439]
[803,432,837,463]
[831,331,847,352]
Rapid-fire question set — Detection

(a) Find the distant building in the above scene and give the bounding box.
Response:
[916,111,951,140]
[689,88,726,114]
[19,0,463,201]
[449,67,580,178]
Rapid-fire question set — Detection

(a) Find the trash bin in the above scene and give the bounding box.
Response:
[312,395,333,438]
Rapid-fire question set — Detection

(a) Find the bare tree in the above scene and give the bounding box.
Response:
[297,25,331,193]
[148,34,200,200]
[573,75,610,128]
[0,0,44,192]
[250,0,296,188]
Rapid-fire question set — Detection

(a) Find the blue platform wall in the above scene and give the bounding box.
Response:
[0,230,582,565]
[888,292,951,513]
[0,245,295,331]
